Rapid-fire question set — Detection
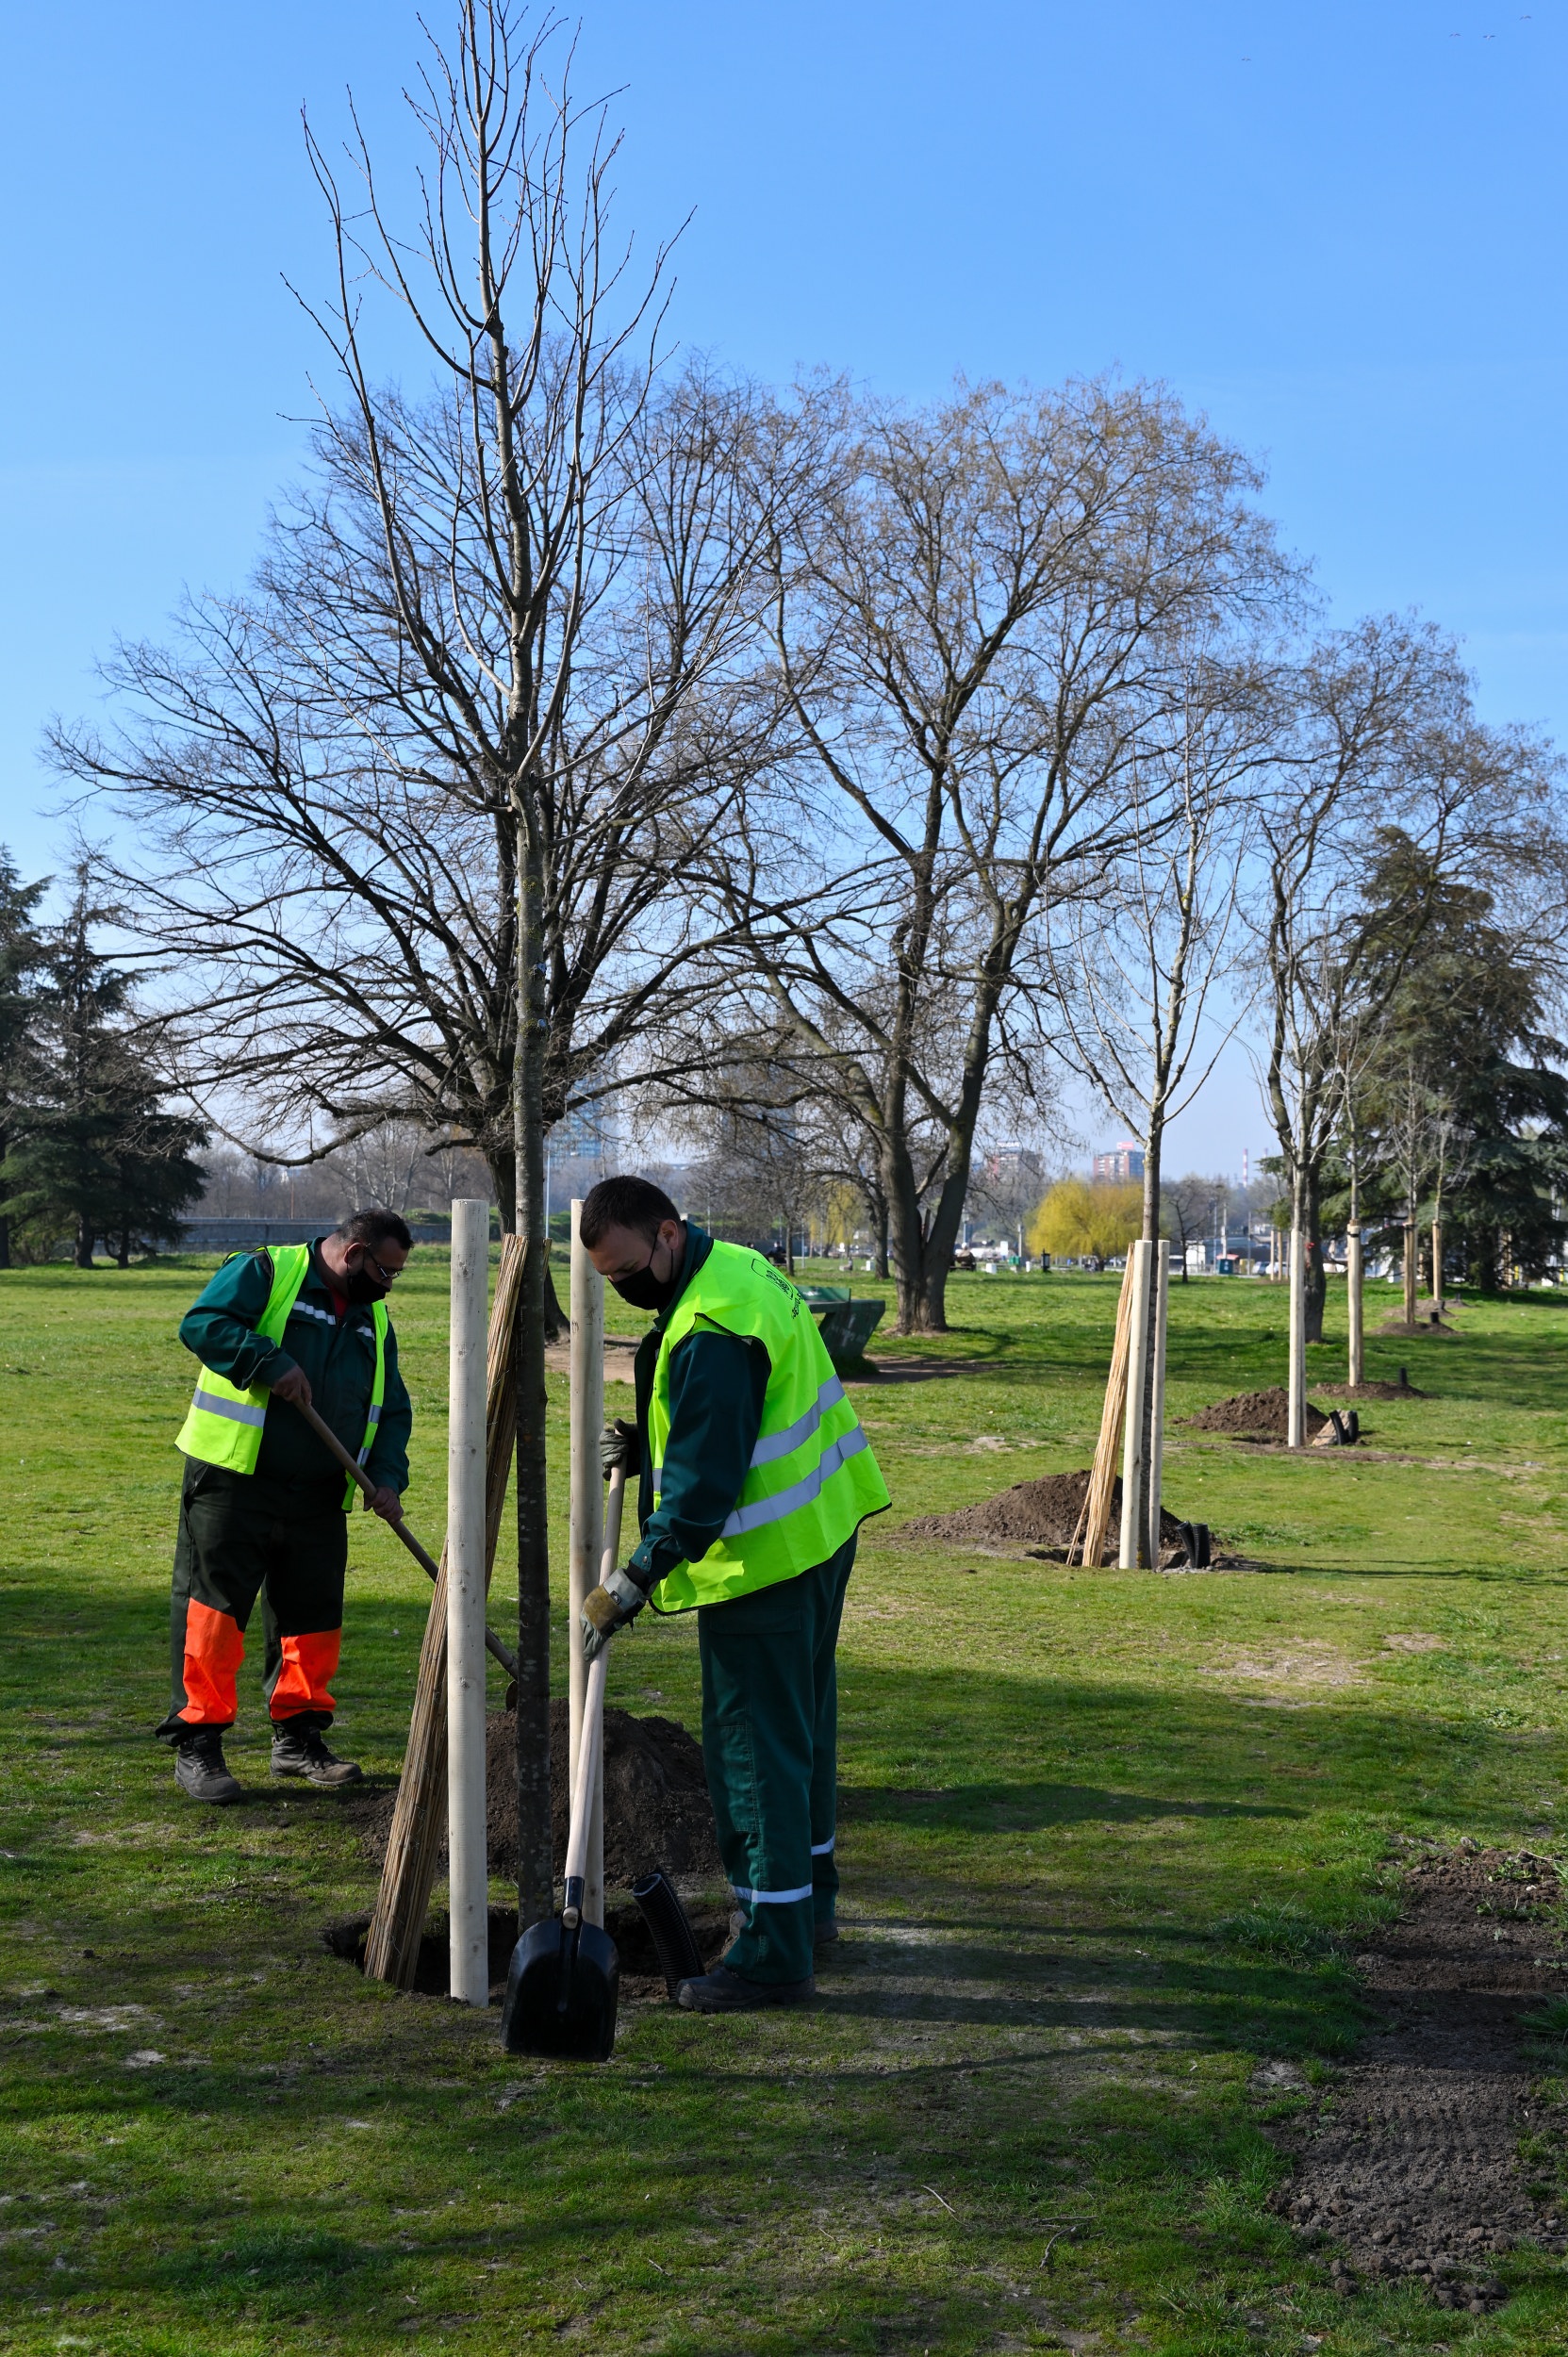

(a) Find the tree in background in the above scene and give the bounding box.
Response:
[1027,1178,1141,1269]
[1160,1171,1226,1281]
[0,852,54,1271]
[724,373,1284,1335]
[2,875,206,1267]
[1331,834,1568,1290]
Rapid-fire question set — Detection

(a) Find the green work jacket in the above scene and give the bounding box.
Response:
[177,1242,412,1512]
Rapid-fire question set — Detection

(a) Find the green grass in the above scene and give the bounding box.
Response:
[4,1259,1568,2353]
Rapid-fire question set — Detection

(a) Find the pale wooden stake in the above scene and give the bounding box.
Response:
[568,1200,606,1928]
[1118,1241,1153,1570]
[1069,1255,1137,1569]
[1145,1242,1169,1569]
[364,1233,524,1990]
[1346,1220,1364,1389]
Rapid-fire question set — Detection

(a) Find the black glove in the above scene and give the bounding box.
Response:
[581,1565,651,1662]
[600,1417,642,1481]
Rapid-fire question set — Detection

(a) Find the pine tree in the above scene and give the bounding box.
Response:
[0,850,54,1271]
[3,873,207,1266]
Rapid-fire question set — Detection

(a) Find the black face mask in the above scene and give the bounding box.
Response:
[343,1261,389,1306]
[610,1238,681,1312]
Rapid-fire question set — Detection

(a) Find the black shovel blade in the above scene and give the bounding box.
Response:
[500,1912,619,2060]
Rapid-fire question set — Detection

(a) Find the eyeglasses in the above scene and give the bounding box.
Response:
[361,1247,404,1287]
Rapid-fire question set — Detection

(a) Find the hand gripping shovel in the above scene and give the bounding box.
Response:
[500,1467,627,2060]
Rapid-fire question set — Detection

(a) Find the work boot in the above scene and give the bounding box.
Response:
[271,1719,363,1788]
[173,1727,242,1805]
[814,1919,841,1951]
[676,1963,815,2013]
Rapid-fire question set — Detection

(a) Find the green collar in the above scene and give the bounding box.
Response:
[652,1222,714,1334]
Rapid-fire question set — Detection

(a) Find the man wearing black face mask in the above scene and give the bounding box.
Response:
[577,1174,889,2012]
[156,1209,416,1803]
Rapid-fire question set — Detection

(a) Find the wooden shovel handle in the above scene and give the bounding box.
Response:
[289,1393,519,1681]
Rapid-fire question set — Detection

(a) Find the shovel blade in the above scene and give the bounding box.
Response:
[500,1913,619,2060]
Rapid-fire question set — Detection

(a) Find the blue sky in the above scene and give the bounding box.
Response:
[2,0,1562,1176]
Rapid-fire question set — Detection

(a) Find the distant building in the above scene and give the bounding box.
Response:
[1093,1141,1145,1182]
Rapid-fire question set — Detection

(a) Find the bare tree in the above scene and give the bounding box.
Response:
[56,5,794,1928]
[722,376,1284,1334]
[1254,618,1555,1442]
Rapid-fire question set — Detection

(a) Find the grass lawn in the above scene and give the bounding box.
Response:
[3,1256,1568,2355]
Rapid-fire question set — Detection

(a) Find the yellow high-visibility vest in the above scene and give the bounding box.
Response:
[174,1244,387,1509]
[648,1241,889,1612]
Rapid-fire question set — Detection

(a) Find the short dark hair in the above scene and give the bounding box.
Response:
[579,1175,681,1249]
[335,1208,416,1253]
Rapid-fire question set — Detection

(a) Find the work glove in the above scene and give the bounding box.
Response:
[581,1565,650,1663]
[600,1417,642,1480]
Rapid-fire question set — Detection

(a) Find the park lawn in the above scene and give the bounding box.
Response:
[2,1257,1568,2356]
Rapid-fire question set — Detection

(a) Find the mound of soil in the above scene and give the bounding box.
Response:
[1377,1316,1460,1339]
[1188,1385,1329,1440]
[355,1699,724,1892]
[901,1468,1185,1552]
[487,1699,723,1888]
[1269,1843,1568,2305]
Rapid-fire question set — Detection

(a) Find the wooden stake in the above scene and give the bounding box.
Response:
[363,1233,525,1990]
[447,1200,490,2006]
[1287,1225,1307,1448]
[1118,1241,1153,1570]
[1145,1242,1169,1569]
[1069,1256,1137,1569]
[1346,1219,1363,1389]
[568,1200,606,1929]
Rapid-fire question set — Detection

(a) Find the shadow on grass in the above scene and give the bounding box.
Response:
[842,1780,1297,1830]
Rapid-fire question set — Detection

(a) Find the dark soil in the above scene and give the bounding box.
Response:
[1376,1316,1460,1339]
[1269,1843,1568,2308]
[1188,1385,1329,1440]
[900,1468,1186,1554]
[355,1698,724,1892]
[322,1894,731,2004]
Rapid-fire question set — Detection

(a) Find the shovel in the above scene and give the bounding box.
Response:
[289,1393,518,1681]
[499,1466,627,2060]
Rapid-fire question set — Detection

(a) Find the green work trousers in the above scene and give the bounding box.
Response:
[697,1531,856,1985]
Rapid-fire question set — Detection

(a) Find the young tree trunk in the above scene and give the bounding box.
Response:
[74,1216,94,1270]
[1431,1217,1444,1311]
[1301,1166,1327,1343]
[1402,1221,1418,1328]
[117,1226,131,1270]
[512,807,553,1930]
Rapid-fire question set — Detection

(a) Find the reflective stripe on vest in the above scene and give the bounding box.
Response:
[174,1244,388,1508]
[646,1240,890,1613]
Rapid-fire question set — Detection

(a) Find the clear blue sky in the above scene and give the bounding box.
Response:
[3,0,1562,1175]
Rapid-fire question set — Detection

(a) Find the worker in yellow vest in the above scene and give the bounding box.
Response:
[157,1211,415,1804]
[579,1175,890,2012]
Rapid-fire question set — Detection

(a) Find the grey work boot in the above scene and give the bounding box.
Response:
[173,1727,242,1805]
[271,1719,363,1788]
[676,1964,815,2013]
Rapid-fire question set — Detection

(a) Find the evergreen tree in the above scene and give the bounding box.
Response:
[0,850,54,1271]
[3,874,207,1266]
[1329,832,1568,1285]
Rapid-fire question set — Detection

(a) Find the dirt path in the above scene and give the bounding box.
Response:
[1270,1844,1568,2312]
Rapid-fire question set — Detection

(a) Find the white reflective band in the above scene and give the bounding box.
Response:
[191,1387,267,1428]
[810,1837,835,1856]
[721,1423,871,1539]
[749,1376,847,1469]
[731,1882,815,1905]
[288,1302,338,1326]
[365,1402,382,1423]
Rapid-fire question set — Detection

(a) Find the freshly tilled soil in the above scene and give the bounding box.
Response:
[900,1469,1186,1553]
[355,1699,724,1892]
[1188,1385,1329,1440]
[1268,1842,1568,2310]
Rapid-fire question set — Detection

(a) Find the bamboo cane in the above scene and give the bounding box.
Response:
[363,1234,525,1990]
[1068,1255,1137,1569]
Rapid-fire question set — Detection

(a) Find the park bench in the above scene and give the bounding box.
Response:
[797,1283,886,1371]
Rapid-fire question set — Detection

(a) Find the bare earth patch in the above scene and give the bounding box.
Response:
[1188,1386,1329,1441]
[1197,1640,1364,1689]
[1268,1844,1568,2311]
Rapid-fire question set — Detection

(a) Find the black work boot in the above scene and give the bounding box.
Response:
[173,1727,242,1805]
[676,1964,815,2013]
[271,1717,363,1788]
